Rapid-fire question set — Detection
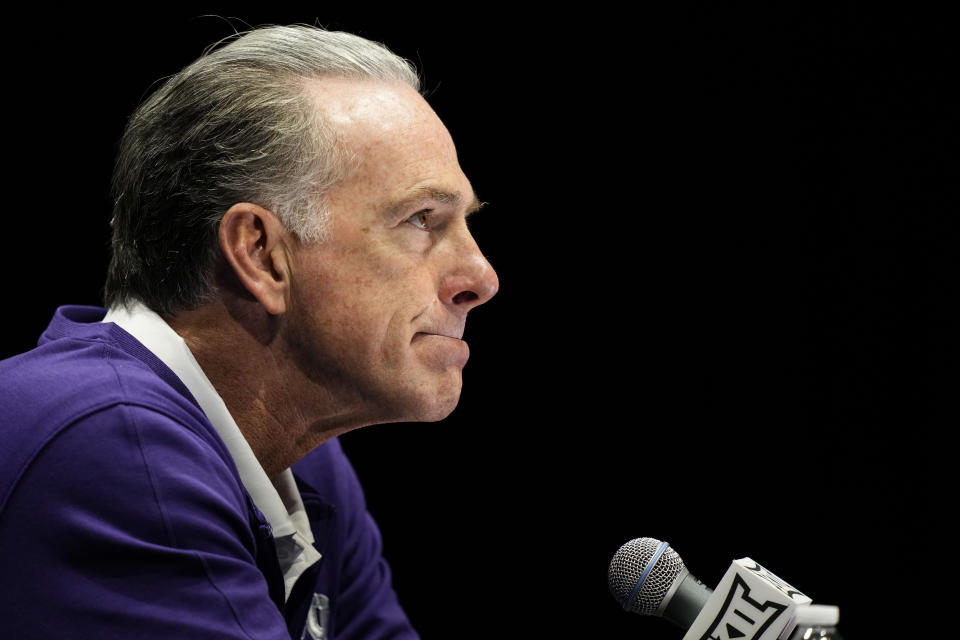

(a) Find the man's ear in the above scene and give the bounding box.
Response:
[218,203,291,315]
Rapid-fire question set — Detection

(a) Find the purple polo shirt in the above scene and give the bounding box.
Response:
[0,306,419,639]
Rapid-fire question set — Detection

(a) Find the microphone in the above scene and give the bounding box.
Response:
[608,537,842,640]
[607,537,712,629]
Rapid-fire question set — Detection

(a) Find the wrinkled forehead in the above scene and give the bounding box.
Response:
[303,77,473,223]
[305,76,464,187]
[303,76,447,148]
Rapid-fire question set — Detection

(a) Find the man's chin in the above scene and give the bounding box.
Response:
[417,392,462,423]
[400,377,463,423]
[419,402,459,423]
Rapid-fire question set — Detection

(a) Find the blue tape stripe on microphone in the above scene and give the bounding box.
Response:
[622,540,670,611]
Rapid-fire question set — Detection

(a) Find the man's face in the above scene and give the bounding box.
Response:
[282,78,498,424]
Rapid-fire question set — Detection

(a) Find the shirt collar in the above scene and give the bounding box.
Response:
[103,301,321,599]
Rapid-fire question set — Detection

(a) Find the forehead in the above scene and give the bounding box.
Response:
[304,76,472,215]
[306,77,428,127]
[305,77,454,161]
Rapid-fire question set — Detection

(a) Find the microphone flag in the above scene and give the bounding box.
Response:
[682,558,812,640]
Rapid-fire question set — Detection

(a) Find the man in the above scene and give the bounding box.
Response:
[0,25,497,639]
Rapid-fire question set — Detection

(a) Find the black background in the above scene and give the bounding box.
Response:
[4,6,954,638]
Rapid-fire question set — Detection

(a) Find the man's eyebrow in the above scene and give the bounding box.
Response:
[466,196,486,217]
[380,186,484,219]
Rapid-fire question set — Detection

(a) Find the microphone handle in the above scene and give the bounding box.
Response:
[662,571,713,629]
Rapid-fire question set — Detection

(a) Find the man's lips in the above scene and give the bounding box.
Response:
[412,329,470,367]
[414,326,465,341]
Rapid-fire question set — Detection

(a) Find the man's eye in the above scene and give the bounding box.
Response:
[406,210,433,230]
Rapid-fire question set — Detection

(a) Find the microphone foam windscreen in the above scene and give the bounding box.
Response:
[608,537,686,615]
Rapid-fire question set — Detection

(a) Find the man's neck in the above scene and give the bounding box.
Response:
[166,298,366,476]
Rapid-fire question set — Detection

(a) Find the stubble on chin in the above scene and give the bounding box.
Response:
[280,322,464,426]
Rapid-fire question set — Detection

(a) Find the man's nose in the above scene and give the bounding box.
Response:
[438,229,499,312]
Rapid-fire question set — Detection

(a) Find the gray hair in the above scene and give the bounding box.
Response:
[104,25,420,316]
